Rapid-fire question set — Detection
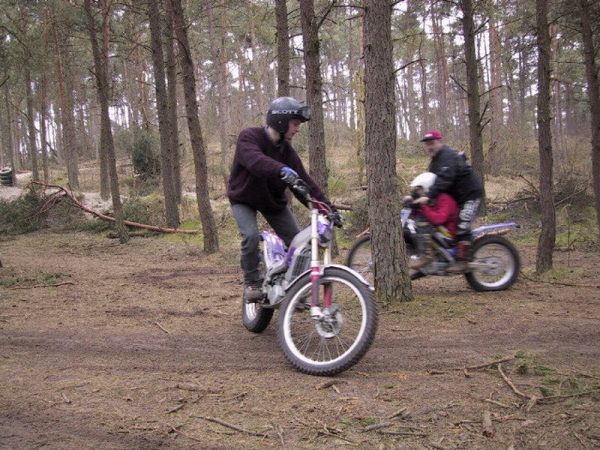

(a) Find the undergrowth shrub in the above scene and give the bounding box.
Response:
[0,189,47,235]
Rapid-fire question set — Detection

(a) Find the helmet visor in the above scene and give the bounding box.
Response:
[269,105,311,122]
[297,106,311,121]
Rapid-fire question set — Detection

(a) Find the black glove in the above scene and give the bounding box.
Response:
[279,166,298,185]
[291,179,310,199]
[330,211,344,228]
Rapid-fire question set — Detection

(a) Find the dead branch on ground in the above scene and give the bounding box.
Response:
[166,423,203,442]
[192,415,269,437]
[482,411,494,437]
[8,281,76,290]
[29,181,199,234]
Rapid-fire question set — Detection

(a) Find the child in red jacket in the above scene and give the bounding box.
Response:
[404,172,459,269]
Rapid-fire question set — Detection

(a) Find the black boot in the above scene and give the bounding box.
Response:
[446,240,471,273]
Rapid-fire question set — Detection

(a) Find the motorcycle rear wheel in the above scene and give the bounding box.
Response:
[277,267,378,376]
[241,254,274,333]
[465,235,520,291]
[345,235,374,284]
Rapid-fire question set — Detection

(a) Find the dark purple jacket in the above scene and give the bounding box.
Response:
[227,127,329,212]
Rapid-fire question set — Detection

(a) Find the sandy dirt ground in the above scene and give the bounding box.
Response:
[1,211,599,450]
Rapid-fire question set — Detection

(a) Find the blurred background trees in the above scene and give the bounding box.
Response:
[0,0,598,271]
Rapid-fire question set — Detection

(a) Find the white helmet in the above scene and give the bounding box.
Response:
[410,172,437,194]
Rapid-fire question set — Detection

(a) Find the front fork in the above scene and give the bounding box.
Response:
[308,208,333,320]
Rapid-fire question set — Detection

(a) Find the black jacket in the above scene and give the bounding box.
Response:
[427,145,483,205]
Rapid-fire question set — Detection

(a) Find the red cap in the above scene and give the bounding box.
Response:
[421,130,443,141]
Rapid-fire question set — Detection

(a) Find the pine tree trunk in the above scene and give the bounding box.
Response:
[148,0,180,229]
[460,0,487,215]
[51,13,79,190]
[206,1,232,190]
[275,0,290,97]
[172,0,219,254]
[578,0,600,236]
[535,0,555,274]
[164,0,182,204]
[364,0,412,303]
[299,0,329,192]
[85,0,128,243]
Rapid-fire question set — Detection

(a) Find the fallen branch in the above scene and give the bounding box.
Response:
[537,389,600,403]
[192,415,269,437]
[482,411,494,437]
[29,181,199,234]
[167,423,203,442]
[8,281,75,290]
[154,321,171,335]
[498,363,538,411]
[362,422,392,432]
[455,356,516,372]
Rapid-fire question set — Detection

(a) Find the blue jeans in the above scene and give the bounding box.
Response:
[231,204,301,285]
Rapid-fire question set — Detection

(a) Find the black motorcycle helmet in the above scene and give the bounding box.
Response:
[266,97,311,135]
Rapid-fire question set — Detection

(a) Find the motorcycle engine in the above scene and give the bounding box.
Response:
[266,275,286,305]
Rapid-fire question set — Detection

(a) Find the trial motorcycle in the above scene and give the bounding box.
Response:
[346,205,520,292]
[241,180,378,376]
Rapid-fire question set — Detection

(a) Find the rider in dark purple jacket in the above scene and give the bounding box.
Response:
[228,97,337,301]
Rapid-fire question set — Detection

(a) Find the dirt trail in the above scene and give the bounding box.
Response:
[1,230,599,449]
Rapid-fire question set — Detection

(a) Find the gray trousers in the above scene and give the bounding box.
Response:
[457,198,482,240]
[231,203,301,285]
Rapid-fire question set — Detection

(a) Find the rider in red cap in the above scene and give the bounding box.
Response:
[418,130,484,273]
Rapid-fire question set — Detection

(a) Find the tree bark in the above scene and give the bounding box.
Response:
[486,0,503,176]
[172,0,219,254]
[85,0,128,243]
[206,1,232,190]
[164,0,182,203]
[275,0,290,97]
[460,0,487,215]
[535,0,555,274]
[51,11,79,190]
[148,0,180,229]
[364,0,412,303]
[578,0,600,235]
[300,0,329,192]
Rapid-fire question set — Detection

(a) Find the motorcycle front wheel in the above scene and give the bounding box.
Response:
[465,235,520,291]
[346,235,419,282]
[277,267,378,376]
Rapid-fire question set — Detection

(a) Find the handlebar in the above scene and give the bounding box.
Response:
[290,179,343,227]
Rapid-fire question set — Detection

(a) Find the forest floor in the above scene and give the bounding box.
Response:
[1,177,600,450]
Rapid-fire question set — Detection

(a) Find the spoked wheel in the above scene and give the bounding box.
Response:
[347,235,420,282]
[345,235,373,285]
[241,253,273,333]
[241,301,274,333]
[277,267,378,376]
[465,235,520,291]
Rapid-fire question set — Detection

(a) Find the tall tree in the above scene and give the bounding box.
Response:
[164,0,182,203]
[206,1,232,189]
[172,0,219,254]
[299,0,329,191]
[459,0,487,215]
[148,0,180,228]
[578,0,600,234]
[85,0,128,243]
[275,0,290,97]
[364,0,412,302]
[535,0,556,273]
[51,9,80,190]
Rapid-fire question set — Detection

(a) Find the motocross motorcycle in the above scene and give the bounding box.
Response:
[241,179,378,377]
[346,205,520,292]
